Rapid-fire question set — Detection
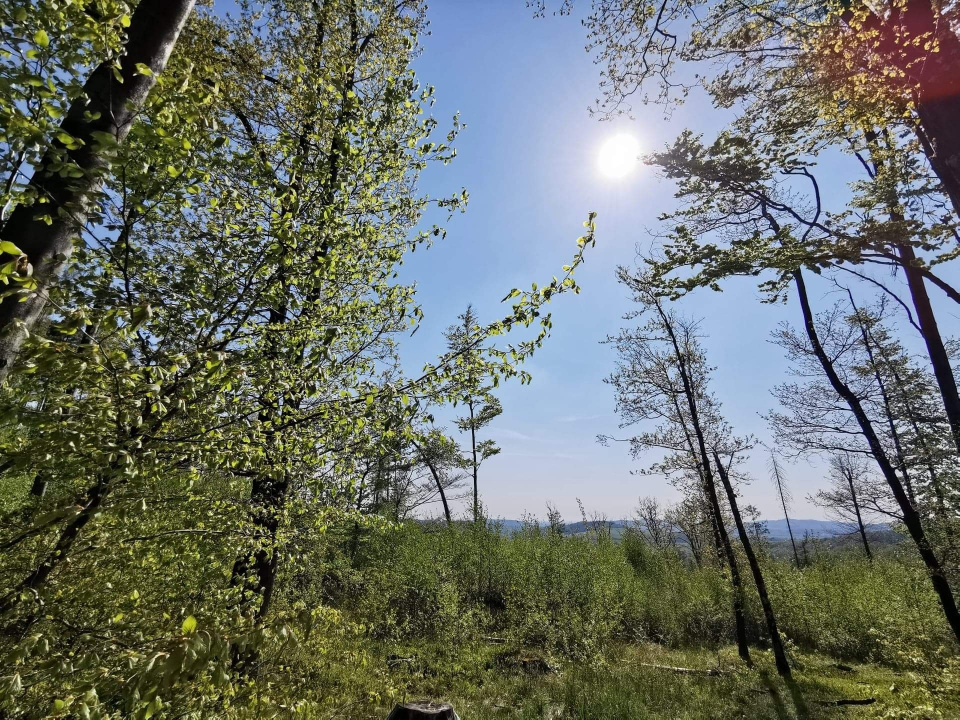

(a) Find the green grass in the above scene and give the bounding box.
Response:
[286,640,960,719]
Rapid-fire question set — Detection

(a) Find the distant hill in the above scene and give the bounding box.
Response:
[491,518,892,541]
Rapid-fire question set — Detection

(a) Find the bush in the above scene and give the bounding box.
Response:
[327,521,953,667]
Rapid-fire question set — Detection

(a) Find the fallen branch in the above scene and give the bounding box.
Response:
[637,662,723,676]
[815,698,876,707]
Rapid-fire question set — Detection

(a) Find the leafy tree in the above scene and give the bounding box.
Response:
[0,0,196,381]
[0,1,598,714]
[546,0,960,459]
[444,305,502,523]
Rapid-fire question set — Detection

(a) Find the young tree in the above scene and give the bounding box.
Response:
[444,305,502,523]
[666,494,713,568]
[411,428,468,526]
[632,496,677,551]
[767,451,801,567]
[815,453,889,559]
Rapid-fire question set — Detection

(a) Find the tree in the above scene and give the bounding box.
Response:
[0,1,599,712]
[767,451,801,567]
[622,119,960,642]
[666,495,713,568]
[542,0,960,216]
[444,305,502,523]
[551,0,960,458]
[632,496,677,551]
[0,0,196,381]
[603,271,754,665]
[815,453,888,559]
[411,429,467,526]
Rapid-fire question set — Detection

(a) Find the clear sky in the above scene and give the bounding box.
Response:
[395,0,960,524]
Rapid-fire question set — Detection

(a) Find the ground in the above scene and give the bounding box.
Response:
[301,640,959,719]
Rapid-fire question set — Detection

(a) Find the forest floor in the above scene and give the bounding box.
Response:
[314,641,959,719]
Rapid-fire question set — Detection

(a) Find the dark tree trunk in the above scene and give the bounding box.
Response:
[848,0,960,216]
[0,0,195,381]
[29,473,47,498]
[469,400,478,523]
[713,451,792,679]
[701,455,751,664]
[907,0,960,217]
[793,268,960,643]
[230,473,290,622]
[897,244,960,458]
[844,465,873,560]
[656,304,751,664]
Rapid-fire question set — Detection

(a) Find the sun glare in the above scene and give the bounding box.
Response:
[597,133,640,179]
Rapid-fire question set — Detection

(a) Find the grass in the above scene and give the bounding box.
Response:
[289,639,960,719]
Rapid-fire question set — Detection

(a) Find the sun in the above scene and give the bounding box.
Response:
[597,133,640,179]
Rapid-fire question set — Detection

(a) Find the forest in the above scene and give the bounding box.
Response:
[1,0,960,717]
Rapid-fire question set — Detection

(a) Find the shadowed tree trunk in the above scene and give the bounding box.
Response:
[655,302,751,664]
[897,243,960,458]
[713,451,792,679]
[468,399,478,523]
[841,461,873,560]
[0,0,195,381]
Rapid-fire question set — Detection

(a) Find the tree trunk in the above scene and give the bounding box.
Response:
[770,454,801,568]
[713,451,792,679]
[907,0,960,217]
[701,455,751,664]
[0,475,109,617]
[793,268,960,643]
[656,303,751,664]
[844,465,873,560]
[469,400,478,523]
[897,243,960,458]
[230,473,290,622]
[848,0,960,216]
[29,472,47,498]
[846,291,917,504]
[0,0,195,382]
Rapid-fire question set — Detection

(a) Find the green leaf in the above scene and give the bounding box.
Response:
[33,30,49,48]
[182,615,197,634]
[0,241,22,256]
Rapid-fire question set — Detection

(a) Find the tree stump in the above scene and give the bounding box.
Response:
[386,701,459,720]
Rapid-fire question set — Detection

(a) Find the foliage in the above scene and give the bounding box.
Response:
[0,2,597,716]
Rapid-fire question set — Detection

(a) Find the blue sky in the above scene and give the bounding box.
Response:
[395,0,960,523]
